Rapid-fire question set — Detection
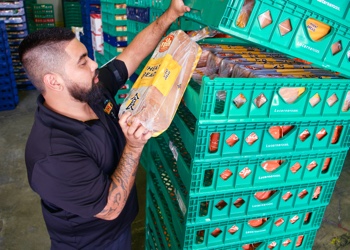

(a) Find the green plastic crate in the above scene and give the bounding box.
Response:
[103,12,127,27]
[151,124,347,195]
[146,208,175,250]
[146,142,336,219]
[184,77,350,123]
[174,103,350,160]
[126,0,170,9]
[32,4,53,10]
[115,79,134,104]
[145,222,166,250]
[147,186,182,249]
[286,0,350,28]
[126,0,151,8]
[147,194,318,250]
[179,0,350,78]
[103,42,125,59]
[147,163,323,249]
[33,14,54,19]
[104,23,128,37]
[101,3,127,15]
[101,0,126,3]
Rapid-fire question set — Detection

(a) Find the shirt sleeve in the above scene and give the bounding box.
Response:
[31,151,111,218]
[99,59,129,97]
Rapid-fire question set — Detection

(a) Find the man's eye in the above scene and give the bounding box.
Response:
[81,61,87,66]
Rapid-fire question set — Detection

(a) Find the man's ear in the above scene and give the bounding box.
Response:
[43,73,64,91]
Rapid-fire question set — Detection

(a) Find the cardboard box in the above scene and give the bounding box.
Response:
[90,14,102,35]
[92,32,103,53]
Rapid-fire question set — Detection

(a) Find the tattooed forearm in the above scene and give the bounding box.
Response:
[95,148,142,220]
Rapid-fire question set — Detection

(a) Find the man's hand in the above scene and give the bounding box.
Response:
[167,0,191,21]
[119,112,152,152]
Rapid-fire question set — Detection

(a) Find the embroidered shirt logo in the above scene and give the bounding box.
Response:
[104,101,113,114]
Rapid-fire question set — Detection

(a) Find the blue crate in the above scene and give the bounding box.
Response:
[7,30,28,38]
[80,0,101,5]
[0,1,24,9]
[0,85,18,111]
[103,32,127,47]
[5,22,27,31]
[0,15,26,24]
[0,8,25,16]
[80,1,101,15]
[126,6,149,23]
[16,79,35,90]
[0,75,16,89]
[0,47,11,58]
[7,38,23,46]
[0,67,15,80]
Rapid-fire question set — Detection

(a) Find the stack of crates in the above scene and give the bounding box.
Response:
[23,0,37,33]
[97,0,127,66]
[80,0,100,60]
[140,0,350,249]
[32,4,55,31]
[126,0,180,67]
[0,21,18,111]
[97,0,129,104]
[63,0,83,29]
[0,0,33,89]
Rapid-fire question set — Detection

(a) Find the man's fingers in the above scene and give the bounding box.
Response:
[119,112,132,126]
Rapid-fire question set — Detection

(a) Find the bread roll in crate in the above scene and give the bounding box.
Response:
[177,0,350,77]
[185,42,350,123]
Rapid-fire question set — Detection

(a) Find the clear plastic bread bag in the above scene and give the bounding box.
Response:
[118,27,215,136]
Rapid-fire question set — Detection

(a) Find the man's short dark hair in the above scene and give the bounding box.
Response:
[19,27,76,92]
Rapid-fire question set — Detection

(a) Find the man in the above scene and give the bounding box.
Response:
[19,1,190,249]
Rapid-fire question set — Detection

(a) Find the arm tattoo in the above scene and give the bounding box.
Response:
[98,151,141,219]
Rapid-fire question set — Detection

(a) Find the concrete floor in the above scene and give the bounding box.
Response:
[0,89,349,250]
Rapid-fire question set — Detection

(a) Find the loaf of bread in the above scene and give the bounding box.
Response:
[119,30,202,136]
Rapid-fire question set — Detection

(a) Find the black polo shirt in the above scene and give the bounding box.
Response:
[25,59,138,249]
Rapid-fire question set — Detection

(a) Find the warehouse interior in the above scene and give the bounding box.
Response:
[1,0,350,249]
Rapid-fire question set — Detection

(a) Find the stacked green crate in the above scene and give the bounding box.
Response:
[98,0,130,104]
[63,0,82,28]
[99,0,127,62]
[138,1,350,248]
[24,0,37,33]
[32,4,55,30]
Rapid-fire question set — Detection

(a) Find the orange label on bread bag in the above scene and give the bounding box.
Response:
[159,34,174,52]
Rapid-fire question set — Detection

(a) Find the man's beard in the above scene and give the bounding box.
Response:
[66,70,102,105]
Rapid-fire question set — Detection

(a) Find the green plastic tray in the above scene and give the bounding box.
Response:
[147,182,182,249]
[152,124,347,195]
[145,221,167,250]
[148,164,323,249]
[146,140,336,218]
[184,77,350,123]
[174,103,350,160]
[182,0,350,77]
[101,3,126,15]
[115,79,134,104]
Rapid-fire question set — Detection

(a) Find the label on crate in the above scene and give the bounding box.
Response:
[175,189,186,216]
[251,202,274,208]
[258,174,282,180]
[317,0,340,11]
[169,141,178,161]
[245,229,267,234]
